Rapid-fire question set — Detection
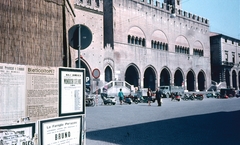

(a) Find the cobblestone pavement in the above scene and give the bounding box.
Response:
[85,97,240,145]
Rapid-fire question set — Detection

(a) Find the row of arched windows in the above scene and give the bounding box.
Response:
[151,40,168,51]
[79,0,100,7]
[193,49,204,56]
[175,45,189,54]
[128,35,146,47]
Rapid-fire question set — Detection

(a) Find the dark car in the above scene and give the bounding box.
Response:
[218,88,235,99]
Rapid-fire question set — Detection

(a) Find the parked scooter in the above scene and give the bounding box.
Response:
[123,95,133,104]
[189,93,204,100]
[171,92,181,101]
[182,93,195,100]
[86,94,95,107]
[127,93,140,104]
[100,93,116,105]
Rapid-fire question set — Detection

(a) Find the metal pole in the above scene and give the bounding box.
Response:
[78,24,81,68]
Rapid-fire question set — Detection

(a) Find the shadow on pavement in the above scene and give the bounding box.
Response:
[86,110,240,145]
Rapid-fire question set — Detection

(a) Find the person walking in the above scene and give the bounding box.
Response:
[118,88,124,105]
[147,88,152,106]
[155,87,162,106]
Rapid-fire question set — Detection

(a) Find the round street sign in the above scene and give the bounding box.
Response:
[92,68,100,79]
[68,24,92,50]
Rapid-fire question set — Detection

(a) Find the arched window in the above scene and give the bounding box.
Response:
[142,38,146,47]
[157,42,160,49]
[131,36,135,44]
[139,38,142,45]
[95,0,100,7]
[154,41,157,48]
[128,35,131,44]
[135,37,139,44]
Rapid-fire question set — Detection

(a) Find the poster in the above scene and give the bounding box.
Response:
[0,123,35,145]
[59,68,85,116]
[0,63,26,125]
[26,66,58,121]
[39,116,82,145]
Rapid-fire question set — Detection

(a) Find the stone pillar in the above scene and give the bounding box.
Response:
[184,79,188,92]
[196,78,199,92]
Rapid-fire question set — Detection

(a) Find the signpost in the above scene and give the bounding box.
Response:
[68,24,92,68]
[92,68,100,106]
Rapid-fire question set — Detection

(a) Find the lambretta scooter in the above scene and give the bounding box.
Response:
[123,95,133,104]
[171,92,181,101]
[100,93,116,105]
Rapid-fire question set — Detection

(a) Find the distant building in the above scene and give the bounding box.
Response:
[75,0,211,92]
[210,32,240,89]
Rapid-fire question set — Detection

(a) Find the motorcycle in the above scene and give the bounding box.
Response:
[123,95,133,104]
[171,93,181,101]
[189,93,204,100]
[100,93,116,105]
[127,93,140,104]
[182,94,194,100]
[194,94,204,100]
[86,94,95,107]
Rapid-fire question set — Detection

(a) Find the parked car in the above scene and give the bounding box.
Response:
[218,88,235,99]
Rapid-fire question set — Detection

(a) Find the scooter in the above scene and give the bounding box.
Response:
[86,94,95,107]
[127,93,140,104]
[123,95,133,104]
[194,94,204,100]
[171,93,181,101]
[100,93,116,105]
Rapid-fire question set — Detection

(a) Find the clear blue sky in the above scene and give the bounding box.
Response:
[159,0,240,39]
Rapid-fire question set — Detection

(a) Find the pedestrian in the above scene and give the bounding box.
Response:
[147,88,152,106]
[155,87,162,106]
[118,88,124,105]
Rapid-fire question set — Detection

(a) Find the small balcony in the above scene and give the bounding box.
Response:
[222,61,234,67]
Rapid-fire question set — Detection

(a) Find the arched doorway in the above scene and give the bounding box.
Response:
[187,70,195,91]
[238,71,240,90]
[198,71,205,91]
[76,60,91,91]
[225,70,230,88]
[160,68,170,86]
[105,66,112,82]
[144,67,156,91]
[125,65,139,87]
[232,70,237,89]
[174,69,183,86]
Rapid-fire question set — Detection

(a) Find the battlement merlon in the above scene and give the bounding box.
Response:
[74,0,209,26]
[132,0,209,26]
[75,0,103,12]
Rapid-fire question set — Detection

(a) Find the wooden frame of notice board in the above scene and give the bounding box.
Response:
[59,67,86,117]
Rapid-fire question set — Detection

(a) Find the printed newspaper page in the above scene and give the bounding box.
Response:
[40,116,81,145]
[26,66,58,121]
[60,70,84,114]
[0,63,26,125]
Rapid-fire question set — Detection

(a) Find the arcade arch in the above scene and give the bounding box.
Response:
[225,70,230,88]
[232,70,237,89]
[125,64,140,87]
[197,71,206,91]
[186,70,195,91]
[174,69,184,86]
[160,68,171,86]
[144,66,156,90]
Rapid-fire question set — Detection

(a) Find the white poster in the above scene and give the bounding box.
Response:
[26,66,58,121]
[0,63,26,125]
[59,68,85,115]
[40,116,82,145]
